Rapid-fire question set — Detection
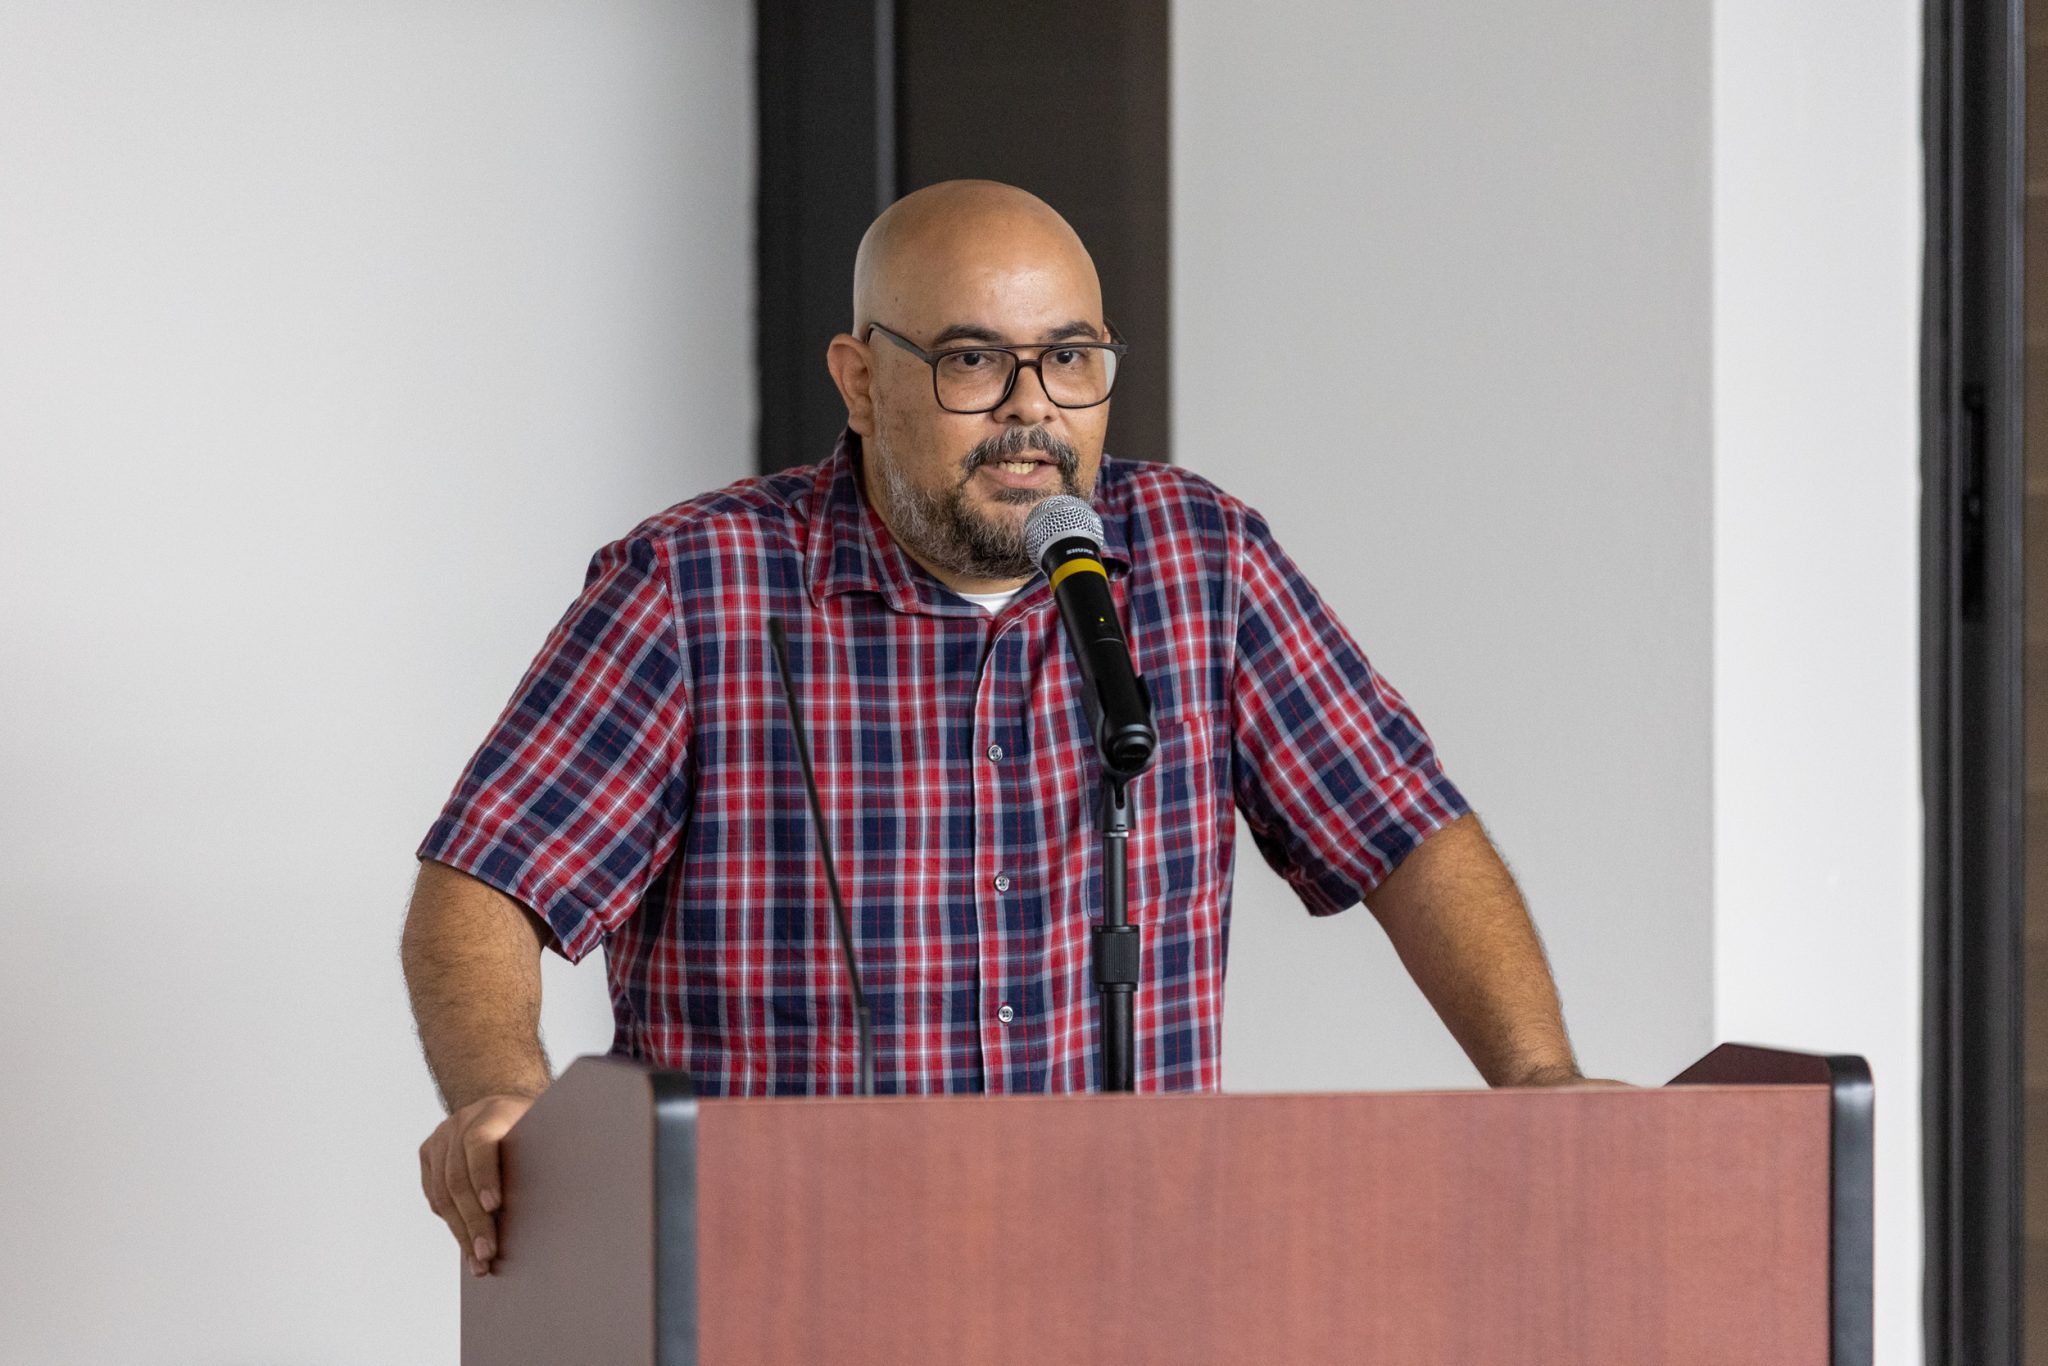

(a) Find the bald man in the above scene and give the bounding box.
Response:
[403,181,1601,1278]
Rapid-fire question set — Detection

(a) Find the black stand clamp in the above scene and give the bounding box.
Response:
[1094,775,1140,1092]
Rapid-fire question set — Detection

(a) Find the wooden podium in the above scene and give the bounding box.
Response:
[460,1044,1871,1365]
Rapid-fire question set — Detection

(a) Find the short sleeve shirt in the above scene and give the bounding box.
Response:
[416,432,1470,1095]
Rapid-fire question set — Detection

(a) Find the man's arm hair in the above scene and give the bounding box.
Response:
[1362,813,1583,1087]
[400,859,556,1112]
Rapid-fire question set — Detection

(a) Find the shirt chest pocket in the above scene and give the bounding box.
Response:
[1123,716,1228,924]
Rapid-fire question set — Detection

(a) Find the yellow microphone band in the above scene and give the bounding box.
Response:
[1049,558,1108,590]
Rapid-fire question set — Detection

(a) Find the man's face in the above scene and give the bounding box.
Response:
[840,246,1113,584]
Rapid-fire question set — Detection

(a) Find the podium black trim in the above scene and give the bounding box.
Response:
[650,1073,699,1365]
[1670,1043,1874,1366]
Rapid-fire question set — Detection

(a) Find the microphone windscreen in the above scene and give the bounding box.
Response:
[1024,494,1105,565]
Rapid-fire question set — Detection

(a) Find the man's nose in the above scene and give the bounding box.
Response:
[992,359,1059,425]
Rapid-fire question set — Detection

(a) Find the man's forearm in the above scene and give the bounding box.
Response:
[401,860,555,1112]
[1363,814,1580,1087]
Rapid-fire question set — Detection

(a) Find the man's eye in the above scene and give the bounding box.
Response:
[951,350,992,368]
[1048,349,1084,367]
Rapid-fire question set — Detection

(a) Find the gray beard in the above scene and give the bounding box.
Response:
[869,428,1086,580]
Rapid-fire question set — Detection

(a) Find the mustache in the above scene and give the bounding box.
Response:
[961,427,1080,478]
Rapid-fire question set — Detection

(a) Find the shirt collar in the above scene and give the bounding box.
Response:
[805,428,1131,616]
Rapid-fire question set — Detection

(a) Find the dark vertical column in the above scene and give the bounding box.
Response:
[1921,0,2028,1361]
[894,0,1171,465]
[755,1,895,472]
[2024,0,2048,1347]
[755,1,1172,474]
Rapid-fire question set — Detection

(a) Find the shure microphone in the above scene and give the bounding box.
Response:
[1024,496,1156,780]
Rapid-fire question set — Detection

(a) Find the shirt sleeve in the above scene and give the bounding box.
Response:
[1229,505,1471,914]
[415,533,692,963]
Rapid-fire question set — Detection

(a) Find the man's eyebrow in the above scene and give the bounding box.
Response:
[926,319,1105,347]
[927,323,1007,347]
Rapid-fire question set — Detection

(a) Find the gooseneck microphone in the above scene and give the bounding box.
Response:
[1023,496,1156,780]
[766,616,875,1097]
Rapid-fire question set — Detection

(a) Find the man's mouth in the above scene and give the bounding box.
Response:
[989,458,1049,474]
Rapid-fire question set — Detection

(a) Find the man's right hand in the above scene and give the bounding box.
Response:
[419,1092,538,1276]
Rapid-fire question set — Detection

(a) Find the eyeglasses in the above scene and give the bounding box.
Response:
[864,321,1129,414]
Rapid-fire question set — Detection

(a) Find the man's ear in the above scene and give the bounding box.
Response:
[825,333,876,436]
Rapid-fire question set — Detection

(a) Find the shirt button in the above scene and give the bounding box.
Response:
[987,743,1005,762]
[997,1004,1015,1024]
[993,873,1011,893]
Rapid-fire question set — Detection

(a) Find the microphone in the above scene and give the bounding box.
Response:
[1024,496,1155,780]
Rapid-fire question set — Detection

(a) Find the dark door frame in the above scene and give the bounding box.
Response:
[753,0,1171,475]
[753,0,896,474]
[1922,0,2028,1360]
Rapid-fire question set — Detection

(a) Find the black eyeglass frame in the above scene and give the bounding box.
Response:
[863,320,1131,414]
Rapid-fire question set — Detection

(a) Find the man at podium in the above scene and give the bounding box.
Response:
[402,180,1600,1278]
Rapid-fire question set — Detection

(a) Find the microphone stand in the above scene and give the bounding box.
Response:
[1094,774,1140,1093]
[1024,500,1152,1093]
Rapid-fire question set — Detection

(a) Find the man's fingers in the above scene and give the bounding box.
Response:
[463,1125,505,1217]
[422,1146,482,1274]
[417,1094,539,1277]
[419,1138,467,1250]
[438,1144,498,1274]
[460,1127,506,1273]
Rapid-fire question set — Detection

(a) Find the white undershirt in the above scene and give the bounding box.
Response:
[950,584,1026,615]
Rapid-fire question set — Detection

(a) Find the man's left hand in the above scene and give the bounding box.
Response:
[1513,1064,1632,1089]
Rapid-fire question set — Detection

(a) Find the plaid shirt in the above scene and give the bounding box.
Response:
[417,432,1469,1094]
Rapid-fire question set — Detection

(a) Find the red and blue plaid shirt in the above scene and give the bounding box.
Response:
[417,432,1469,1094]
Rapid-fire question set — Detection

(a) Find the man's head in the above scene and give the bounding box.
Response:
[825,180,1116,589]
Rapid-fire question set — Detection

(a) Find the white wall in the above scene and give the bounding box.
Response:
[1176,5,1719,1093]
[1178,2,1924,1360]
[1711,4,1925,1359]
[0,4,752,1362]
